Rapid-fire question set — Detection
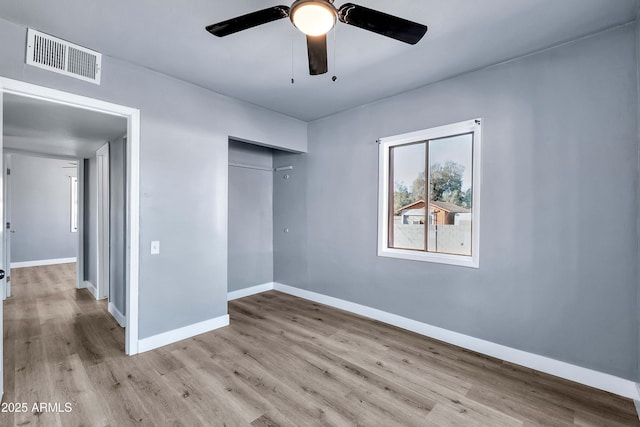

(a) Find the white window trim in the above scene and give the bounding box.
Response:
[377,119,482,268]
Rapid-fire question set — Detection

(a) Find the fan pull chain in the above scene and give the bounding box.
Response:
[291,26,295,84]
[332,24,337,82]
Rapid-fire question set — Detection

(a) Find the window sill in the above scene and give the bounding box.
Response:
[377,247,479,268]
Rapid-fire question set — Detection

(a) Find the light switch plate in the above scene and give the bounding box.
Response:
[151,241,160,255]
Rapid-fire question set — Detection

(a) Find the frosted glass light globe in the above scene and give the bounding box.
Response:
[291,3,336,36]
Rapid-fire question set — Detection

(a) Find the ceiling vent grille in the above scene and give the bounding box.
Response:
[26,28,102,85]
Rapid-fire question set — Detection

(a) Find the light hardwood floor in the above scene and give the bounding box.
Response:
[1,263,639,426]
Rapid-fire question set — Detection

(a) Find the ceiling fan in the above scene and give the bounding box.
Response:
[206,1,428,76]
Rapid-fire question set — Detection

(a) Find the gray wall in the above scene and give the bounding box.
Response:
[0,17,306,339]
[228,140,274,292]
[10,154,77,263]
[110,136,126,315]
[274,25,639,380]
[83,156,97,287]
[273,151,307,287]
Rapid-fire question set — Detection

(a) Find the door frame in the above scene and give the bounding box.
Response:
[76,159,84,290]
[0,77,141,356]
[0,87,4,398]
[3,152,10,300]
[96,143,110,300]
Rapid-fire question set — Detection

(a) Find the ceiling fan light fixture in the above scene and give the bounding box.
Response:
[206,2,428,76]
[290,1,336,36]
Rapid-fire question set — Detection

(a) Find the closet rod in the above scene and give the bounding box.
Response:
[229,163,273,172]
[229,162,293,172]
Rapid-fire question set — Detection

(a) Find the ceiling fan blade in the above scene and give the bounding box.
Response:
[306,34,328,75]
[206,6,290,37]
[338,3,427,45]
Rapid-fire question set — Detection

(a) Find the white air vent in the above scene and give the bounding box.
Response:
[26,28,101,85]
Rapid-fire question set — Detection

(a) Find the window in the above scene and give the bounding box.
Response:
[70,176,78,232]
[378,119,481,268]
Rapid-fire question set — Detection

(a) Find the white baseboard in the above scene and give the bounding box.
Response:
[108,302,126,328]
[82,281,97,299]
[138,315,230,353]
[228,282,275,301]
[11,257,77,268]
[635,384,640,420]
[271,282,639,401]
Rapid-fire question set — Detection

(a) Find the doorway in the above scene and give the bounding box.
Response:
[4,153,81,291]
[0,78,142,401]
[2,99,123,312]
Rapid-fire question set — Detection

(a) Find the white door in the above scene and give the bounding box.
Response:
[0,85,6,396]
[96,143,109,300]
[3,153,11,300]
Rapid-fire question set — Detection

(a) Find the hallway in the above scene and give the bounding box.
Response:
[2,263,125,426]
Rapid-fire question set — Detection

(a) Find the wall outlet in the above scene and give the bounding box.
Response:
[151,241,160,255]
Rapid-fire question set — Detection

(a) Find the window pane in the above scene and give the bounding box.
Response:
[427,134,472,255]
[390,142,426,250]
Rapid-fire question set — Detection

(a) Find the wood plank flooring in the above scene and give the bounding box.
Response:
[1,263,639,426]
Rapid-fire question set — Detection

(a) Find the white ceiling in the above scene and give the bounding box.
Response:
[3,93,127,158]
[0,0,638,121]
